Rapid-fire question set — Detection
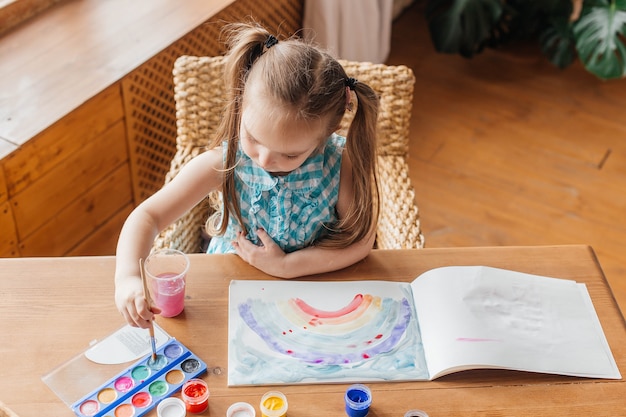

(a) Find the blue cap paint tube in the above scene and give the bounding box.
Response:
[344,384,372,417]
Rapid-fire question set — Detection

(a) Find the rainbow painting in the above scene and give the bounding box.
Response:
[228,280,428,385]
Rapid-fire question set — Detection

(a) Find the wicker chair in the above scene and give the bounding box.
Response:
[153,55,424,253]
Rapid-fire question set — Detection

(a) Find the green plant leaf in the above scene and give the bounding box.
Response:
[540,18,577,69]
[426,0,504,57]
[574,0,626,79]
[506,0,572,39]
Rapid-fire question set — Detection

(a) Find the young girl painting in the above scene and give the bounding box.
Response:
[115,22,380,328]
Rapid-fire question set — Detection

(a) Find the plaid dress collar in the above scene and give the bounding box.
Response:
[234,144,324,193]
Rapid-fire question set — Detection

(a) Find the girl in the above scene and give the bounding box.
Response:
[115,22,380,328]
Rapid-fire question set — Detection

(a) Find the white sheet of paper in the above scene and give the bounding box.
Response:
[411,266,621,379]
[84,322,171,364]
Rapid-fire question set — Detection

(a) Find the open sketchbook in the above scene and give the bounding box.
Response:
[227,266,621,386]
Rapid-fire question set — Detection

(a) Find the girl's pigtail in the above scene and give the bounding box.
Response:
[342,81,380,244]
[208,23,275,237]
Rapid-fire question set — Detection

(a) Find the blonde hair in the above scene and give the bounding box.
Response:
[208,21,379,248]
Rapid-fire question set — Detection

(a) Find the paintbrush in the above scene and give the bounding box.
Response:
[139,258,157,363]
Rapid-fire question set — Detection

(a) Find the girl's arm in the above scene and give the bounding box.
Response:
[114,149,223,327]
[235,227,375,278]
[233,151,376,278]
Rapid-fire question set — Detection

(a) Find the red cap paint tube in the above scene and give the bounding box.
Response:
[181,378,209,413]
[344,384,372,417]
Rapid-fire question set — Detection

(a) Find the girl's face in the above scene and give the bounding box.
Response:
[240,83,329,175]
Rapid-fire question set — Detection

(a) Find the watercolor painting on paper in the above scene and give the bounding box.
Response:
[228,279,429,385]
[227,267,621,385]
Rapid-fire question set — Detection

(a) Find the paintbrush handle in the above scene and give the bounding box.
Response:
[149,323,157,354]
[140,258,158,360]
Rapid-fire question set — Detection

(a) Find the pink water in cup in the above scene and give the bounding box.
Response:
[144,249,190,317]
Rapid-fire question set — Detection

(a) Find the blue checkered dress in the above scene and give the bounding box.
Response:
[207,134,345,254]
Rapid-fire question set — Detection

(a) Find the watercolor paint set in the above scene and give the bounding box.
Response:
[43,324,207,417]
[70,339,206,417]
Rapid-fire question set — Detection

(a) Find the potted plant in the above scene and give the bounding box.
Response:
[425,0,626,80]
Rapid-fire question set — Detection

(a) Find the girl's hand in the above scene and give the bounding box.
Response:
[232,229,288,277]
[114,277,161,328]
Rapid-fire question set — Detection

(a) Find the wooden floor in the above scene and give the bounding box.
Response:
[387,2,626,312]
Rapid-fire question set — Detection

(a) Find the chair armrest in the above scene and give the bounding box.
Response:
[152,145,213,253]
[376,155,425,249]
[153,200,210,253]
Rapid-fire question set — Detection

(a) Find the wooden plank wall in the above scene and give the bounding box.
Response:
[0,165,19,256]
[0,84,130,257]
[0,0,303,257]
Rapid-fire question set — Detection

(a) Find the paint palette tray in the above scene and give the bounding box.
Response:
[74,339,207,416]
[43,335,207,417]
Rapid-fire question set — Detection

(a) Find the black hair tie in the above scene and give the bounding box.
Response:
[345,77,358,91]
[265,35,279,49]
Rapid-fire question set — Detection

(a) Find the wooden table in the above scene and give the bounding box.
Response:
[1,245,625,416]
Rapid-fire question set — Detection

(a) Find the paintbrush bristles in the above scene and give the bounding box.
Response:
[149,325,157,361]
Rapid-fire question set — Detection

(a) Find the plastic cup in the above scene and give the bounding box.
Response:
[260,391,288,417]
[144,249,189,317]
[344,384,372,417]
